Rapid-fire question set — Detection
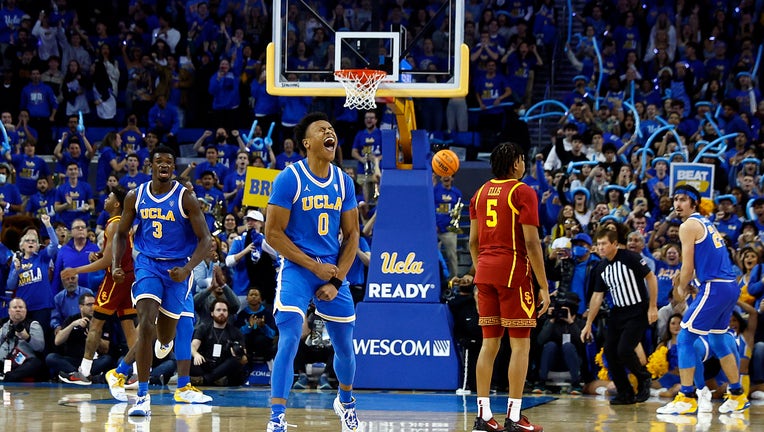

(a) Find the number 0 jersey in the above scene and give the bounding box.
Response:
[469,179,540,287]
[687,213,736,282]
[268,160,357,262]
[133,181,197,259]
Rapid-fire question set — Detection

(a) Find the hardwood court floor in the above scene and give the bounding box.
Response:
[0,383,761,431]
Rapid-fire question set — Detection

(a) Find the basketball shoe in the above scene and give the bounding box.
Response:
[105,369,128,402]
[656,392,698,415]
[504,415,543,432]
[718,391,750,414]
[174,383,213,403]
[127,394,151,417]
[333,396,361,432]
[696,386,713,413]
[472,417,505,431]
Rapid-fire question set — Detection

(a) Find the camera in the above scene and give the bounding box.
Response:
[553,292,581,321]
[228,340,244,358]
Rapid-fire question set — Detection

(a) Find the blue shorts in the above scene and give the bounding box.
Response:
[132,253,193,319]
[681,280,739,335]
[275,260,356,324]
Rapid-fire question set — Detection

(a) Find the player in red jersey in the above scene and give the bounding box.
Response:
[468,142,550,432]
[60,187,138,385]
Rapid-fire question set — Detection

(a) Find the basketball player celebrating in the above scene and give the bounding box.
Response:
[469,142,550,432]
[657,185,749,415]
[265,112,361,432]
[112,145,212,416]
[60,188,138,385]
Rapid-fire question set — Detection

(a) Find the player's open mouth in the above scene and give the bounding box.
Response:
[323,137,336,150]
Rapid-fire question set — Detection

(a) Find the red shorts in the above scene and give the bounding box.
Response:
[477,281,536,338]
[94,270,137,318]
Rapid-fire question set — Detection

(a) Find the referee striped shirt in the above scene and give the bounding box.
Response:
[593,249,652,308]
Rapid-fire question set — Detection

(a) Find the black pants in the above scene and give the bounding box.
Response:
[190,356,245,386]
[604,307,651,397]
[3,356,43,382]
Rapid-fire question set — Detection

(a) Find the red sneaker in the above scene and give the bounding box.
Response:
[472,417,506,431]
[505,415,543,432]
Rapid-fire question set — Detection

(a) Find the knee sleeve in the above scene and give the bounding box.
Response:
[707,332,736,359]
[174,316,194,361]
[271,312,303,399]
[325,320,356,387]
[677,329,701,370]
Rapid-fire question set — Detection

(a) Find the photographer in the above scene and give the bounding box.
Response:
[534,292,585,394]
[190,299,248,386]
[0,298,45,381]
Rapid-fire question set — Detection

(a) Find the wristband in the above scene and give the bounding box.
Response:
[329,277,342,289]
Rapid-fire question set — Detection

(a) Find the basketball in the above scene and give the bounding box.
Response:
[431,149,460,177]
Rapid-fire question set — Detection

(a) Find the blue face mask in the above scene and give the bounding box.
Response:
[571,245,589,259]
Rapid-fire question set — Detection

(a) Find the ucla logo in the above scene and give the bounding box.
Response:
[140,208,176,221]
[380,252,424,275]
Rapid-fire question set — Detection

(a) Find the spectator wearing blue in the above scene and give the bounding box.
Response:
[0,0,26,65]
[95,132,126,194]
[194,145,230,184]
[720,98,752,140]
[351,111,383,174]
[148,94,180,142]
[237,124,277,169]
[0,163,23,216]
[53,134,95,184]
[26,177,57,220]
[8,214,58,327]
[564,76,590,107]
[678,101,713,137]
[279,78,312,151]
[51,218,100,294]
[653,243,681,309]
[612,12,641,60]
[474,59,512,133]
[223,151,250,214]
[209,58,240,130]
[119,154,151,191]
[434,174,462,280]
[194,171,226,213]
[728,72,761,116]
[235,287,277,362]
[6,139,50,198]
[346,235,371,305]
[647,157,670,205]
[20,68,58,154]
[54,161,95,229]
[711,194,743,248]
[501,40,542,105]
[225,209,278,303]
[274,138,303,171]
[50,273,94,335]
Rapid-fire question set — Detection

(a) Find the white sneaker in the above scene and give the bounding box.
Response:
[174,384,213,404]
[696,386,713,413]
[656,392,698,415]
[106,369,128,402]
[333,396,362,432]
[751,390,764,400]
[267,413,295,432]
[154,340,174,359]
[128,394,151,417]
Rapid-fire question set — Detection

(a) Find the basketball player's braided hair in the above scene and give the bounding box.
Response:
[490,142,523,179]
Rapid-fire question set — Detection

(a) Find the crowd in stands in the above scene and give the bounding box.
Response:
[1,0,764,399]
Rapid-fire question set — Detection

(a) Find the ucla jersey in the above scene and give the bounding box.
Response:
[133,181,197,259]
[689,213,736,282]
[269,160,357,261]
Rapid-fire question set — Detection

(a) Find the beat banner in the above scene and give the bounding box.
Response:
[353,302,459,389]
[669,162,715,199]
[364,164,441,303]
[243,166,280,208]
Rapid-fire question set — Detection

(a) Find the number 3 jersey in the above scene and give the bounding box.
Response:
[469,179,540,287]
[687,213,736,283]
[269,160,357,262]
[133,180,197,259]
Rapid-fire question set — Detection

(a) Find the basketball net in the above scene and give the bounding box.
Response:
[334,69,388,110]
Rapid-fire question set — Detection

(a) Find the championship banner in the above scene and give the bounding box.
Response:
[669,162,715,200]
[354,302,459,390]
[242,166,280,208]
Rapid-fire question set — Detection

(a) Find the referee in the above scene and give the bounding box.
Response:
[580,226,659,405]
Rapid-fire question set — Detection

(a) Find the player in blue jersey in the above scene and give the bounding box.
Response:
[657,185,749,416]
[265,112,361,432]
[112,145,212,417]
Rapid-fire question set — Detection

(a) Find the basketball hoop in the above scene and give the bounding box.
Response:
[334,69,388,110]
